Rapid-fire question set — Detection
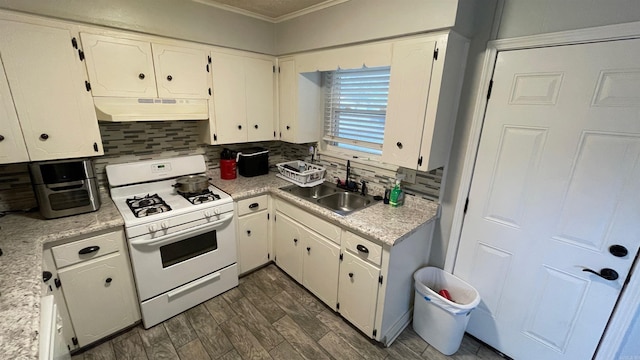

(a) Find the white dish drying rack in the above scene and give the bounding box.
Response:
[276,161,326,187]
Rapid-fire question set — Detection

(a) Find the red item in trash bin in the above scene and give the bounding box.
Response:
[220,159,237,180]
[438,289,452,301]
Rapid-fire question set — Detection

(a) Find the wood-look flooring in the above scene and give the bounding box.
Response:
[72,264,504,360]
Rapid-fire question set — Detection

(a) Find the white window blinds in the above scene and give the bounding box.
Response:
[323,67,390,155]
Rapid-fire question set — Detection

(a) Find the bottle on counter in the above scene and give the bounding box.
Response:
[389,180,404,207]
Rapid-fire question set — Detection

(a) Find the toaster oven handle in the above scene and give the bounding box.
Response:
[130,212,233,247]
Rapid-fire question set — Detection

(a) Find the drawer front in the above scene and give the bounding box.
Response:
[342,231,382,266]
[52,229,124,268]
[276,199,340,244]
[237,195,269,217]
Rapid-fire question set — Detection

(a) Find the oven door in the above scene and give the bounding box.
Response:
[127,212,236,301]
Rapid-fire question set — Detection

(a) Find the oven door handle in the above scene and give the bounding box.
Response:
[166,271,221,300]
[130,212,233,247]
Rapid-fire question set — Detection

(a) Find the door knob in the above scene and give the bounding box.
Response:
[609,245,628,258]
[582,267,619,281]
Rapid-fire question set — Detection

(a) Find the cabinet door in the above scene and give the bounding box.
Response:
[237,210,269,274]
[338,251,380,336]
[246,57,275,142]
[59,252,139,347]
[0,21,102,161]
[80,33,157,98]
[211,52,247,144]
[302,228,340,309]
[274,212,303,282]
[0,56,28,164]
[381,39,437,169]
[153,43,209,99]
[278,58,296,142]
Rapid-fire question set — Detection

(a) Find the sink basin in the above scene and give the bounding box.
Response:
[281,183,380,215]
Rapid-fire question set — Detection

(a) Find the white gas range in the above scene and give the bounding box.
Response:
[106,155,238,328]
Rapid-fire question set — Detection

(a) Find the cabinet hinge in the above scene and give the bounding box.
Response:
[273,131,276,138]
[208,55,212,64]
[417,156,423,167]
[378,275,383,285]
[267,213,270,220]
[71,37,78,49]
[93,142,99,152]
[487,79,494,100]
[336,302,340,310]
[72,337,78,346]
[267,253,270,260]
[208,88,212,96]
[54,278,62,288]
[274,214,277,222]
[206,64,210,73]
[433,48,439,60]
[373,329,377,337]
[278,66,281,73]
[273,65,276,73]
[274,255,277,262]
[339,253,343,261]
[213,134,217,141]
[85,81,91,92]
[78,49,85,61]
[67,345,71,351]
[279,131,282,138]
[463,197,469,214]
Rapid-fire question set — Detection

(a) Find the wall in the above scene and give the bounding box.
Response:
[0,0,276,54]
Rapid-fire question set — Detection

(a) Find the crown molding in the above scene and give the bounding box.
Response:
[192,0,348,23]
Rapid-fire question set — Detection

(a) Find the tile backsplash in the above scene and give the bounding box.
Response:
[0,121,441,212]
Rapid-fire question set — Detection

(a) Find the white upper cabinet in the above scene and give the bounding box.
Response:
[382,32,469,171]
[81,33,210,99]
[211,50,275,144]
[0,56,29,164]
[0,20,103,161]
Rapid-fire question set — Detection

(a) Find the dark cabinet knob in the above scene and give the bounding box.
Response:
[286,125,290,130]
[609,245,628,258]
[40,133,49,140]
[105,277,113,284]
[167,75,173,81]
[0,135,4,142]
[306,246,311,252]
[43,271,53,283]
[138,73,145,79]
[247,230,251,236]
[348,272,354,278]
[238,125,242,130]
[356,244,369,254]
[254,124,258,129]
[396,142,403,149]
[293,238,298,244]
[582,267,619,281]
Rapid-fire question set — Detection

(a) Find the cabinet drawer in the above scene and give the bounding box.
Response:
[342,231,382,266]
[276,199,340,244]
[237,195,268,217]
[52,229,124,268]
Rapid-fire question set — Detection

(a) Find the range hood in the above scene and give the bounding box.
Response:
[94,97,209,121]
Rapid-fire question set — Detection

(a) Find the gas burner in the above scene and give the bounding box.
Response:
[126,194,172,218]
[180,189,221,205]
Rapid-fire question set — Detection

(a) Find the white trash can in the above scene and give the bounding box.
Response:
[412,267,480,355]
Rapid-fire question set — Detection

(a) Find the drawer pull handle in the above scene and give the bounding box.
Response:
[249,203,259,209]
[356,244,369,254]
[105,277,112,284]
[78,246,100,255]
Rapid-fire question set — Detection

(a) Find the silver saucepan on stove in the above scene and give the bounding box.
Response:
[173,175,210,193]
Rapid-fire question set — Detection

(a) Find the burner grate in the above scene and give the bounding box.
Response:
[180,189,221,205]
[126,194,172,218]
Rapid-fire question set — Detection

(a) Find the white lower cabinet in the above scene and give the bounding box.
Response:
[49,228,140,348]
[338,251,380,336]
[236,196,271,274]
[274,212,303,282]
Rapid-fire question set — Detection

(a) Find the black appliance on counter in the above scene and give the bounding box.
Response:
[236,147,269,177]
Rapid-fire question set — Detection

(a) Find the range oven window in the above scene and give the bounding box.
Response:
[160,230,218,268]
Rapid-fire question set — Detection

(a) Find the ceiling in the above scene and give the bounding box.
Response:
[193,0,348,22]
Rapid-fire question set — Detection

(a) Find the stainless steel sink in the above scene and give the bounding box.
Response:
[281,183,380,215]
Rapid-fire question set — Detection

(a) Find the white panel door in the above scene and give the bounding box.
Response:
[80,33,157,98]
[278,58,296,142]
[302,228,340,309]
[274,212,303,282]
[381,39,436,169]
[211,52,247,144]
[0,56,28,164]
[454,39,640,360]
[246,57,275,142]
[237,211,269,274]
[0,21,102,161]
[153,43,209,99]
[337,251,380,336]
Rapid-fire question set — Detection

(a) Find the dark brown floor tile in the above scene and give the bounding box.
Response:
[221,287,244,304]
[138,324,179,360]
[80,341,116,360]
[318,331,365,360]
[238,277,286,324]
[185,304,234,358]
[219,315,272,360]
[163,314,198,349]
[249,265,285,297]
[268,341,304,360]
[233,297,284,351]
[176,339,211,360]
[218,349,243,360]
[264,265,327,315]
[384,340,424,360]
[273,290,329,341]
[112,331,148,360]
[203,294,235,324]
[396,325,428,354]
[273,315,331,360]
[315,309,387,360]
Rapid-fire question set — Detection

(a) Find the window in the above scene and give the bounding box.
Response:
[323,66,390,156]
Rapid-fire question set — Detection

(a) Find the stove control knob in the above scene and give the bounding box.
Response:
[148,224,158,232]
[204,210,212,218]
[161,221,169,230]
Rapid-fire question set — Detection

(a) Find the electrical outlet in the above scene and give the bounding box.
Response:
[398,167,417,184]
